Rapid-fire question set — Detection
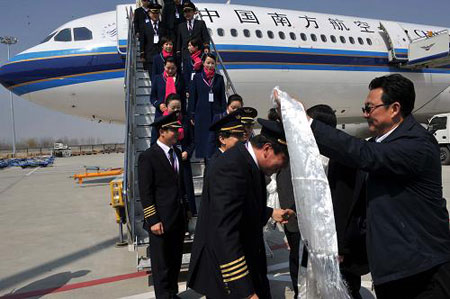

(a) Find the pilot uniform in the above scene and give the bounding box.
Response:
[188,119,288,299]
[137,112,187,298]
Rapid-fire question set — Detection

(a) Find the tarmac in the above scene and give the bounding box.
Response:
[0,153,449,299]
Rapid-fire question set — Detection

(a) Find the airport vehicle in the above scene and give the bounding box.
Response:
[52,142,72,157]
[428,113,450,164]
[0,3,449,125]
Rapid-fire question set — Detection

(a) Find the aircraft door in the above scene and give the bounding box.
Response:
[379,21,410,63]
[116,4,136,55]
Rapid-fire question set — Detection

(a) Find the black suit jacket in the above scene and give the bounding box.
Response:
[162,0,186,34]
[138,143,186,232]
[188,142,273,298]
[139,20,169,61]
[134,7,149,37]
[312,115,450,284]
[176,19,210,59]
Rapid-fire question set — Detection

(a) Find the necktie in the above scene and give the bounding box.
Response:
[168,148,176,173]
[153,22,158,34]
[188,20,193,32]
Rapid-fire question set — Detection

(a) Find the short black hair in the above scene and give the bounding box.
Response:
[250,134,288,157]
[188,37,202,50]
[164,56,177,65]
[160,36,174,46]
[267,108,280,122]
[306,104,337,128]
[227,94,243,106]
[368,74,415,117]
[202,52,217,62]
[166,93,181,106]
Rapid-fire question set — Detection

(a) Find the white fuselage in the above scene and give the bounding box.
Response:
[0,4,449,125]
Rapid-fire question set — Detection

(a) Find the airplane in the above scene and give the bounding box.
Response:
[0,3,449,130]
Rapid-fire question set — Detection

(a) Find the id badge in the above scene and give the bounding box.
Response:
[175,11,180,18]
[153,35,159,44]
[191,72,195,80]
[145,19,150,23]
[209,91,214,103]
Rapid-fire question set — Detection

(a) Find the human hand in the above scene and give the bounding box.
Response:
[272,208,296,224]
[159,103,167,112]
[182,151,188,161]
[150,222,164,235]
[247,293,258,299]
[338,255,344,263]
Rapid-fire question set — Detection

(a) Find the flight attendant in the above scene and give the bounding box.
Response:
[183,37,203,93]
[150,56,186,144]
[151,36,175,83]
[189,53,226,160]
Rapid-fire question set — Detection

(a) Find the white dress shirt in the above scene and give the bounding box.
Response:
[375,124,400,143]
[245,142,259,169]
[157,140,179,173]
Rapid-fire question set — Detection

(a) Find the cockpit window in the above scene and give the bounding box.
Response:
[74,27,92,41]
[40,31,57,44]
[54,28,72,42]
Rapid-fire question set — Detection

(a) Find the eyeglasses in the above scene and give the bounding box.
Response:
[362,103,390,114]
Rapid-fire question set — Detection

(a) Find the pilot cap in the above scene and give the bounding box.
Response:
[257,118,287,146]
[209,110,244,133]
[148,3,162,12]
[151,111,182,130]
[239,107,258,125]
[183,1,196,11]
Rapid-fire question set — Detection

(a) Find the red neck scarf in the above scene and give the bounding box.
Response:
[162,49,173,59]
[191,50,202,71]
[163,71,177,100]
[204,67,215,84]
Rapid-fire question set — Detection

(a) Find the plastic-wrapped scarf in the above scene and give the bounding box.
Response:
[276,87,350,299]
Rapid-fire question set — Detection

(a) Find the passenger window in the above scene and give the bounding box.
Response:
[279,31,286,40]
[300,33,307,41]
[349,37,355,44]
[330,35,337,43]
[40,31,57,44]
[320,34,327,42]
[230,29,238,37]
[217,28,224,37]
[289,32,296,40]
[255,30,263,38]
[243,29,251,38]
[54,28,72,42]
[267,31,274,39]
[340,36,346,44]
[310,34,317,42]
[358,37,364,45]
[366,38,373,45]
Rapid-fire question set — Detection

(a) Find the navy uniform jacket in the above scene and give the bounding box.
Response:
[311,115,450,284]
[151,53,182,83]
[188,142,273,298]
[189,71,226,158]
[161,0,185,36]
[137,143,186,232]
[150,74,187,120]
[139,20,168,63]
[182,58,202,95]
[176,19,210,60]
[206,111,228,158]
[133,7,148,37]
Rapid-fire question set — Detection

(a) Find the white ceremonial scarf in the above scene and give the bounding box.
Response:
[276,87,350,299]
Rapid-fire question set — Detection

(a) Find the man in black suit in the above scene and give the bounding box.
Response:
[138,112,188,299]
[299,74,450,298]
[176,2,210,64]
[139,3,168,75]
[162,0,186,38]
[134,0,151,38]
[188,119,295,299]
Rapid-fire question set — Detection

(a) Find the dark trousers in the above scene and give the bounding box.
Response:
[148,227,185,298]
[340,269,362,299]
[374,262,450,299]
[182,161,197,215]
[285,230,301,298]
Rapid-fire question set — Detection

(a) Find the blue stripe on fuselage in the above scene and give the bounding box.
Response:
[3,44,450,95]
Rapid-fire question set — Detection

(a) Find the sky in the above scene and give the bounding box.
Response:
[0,0,449,146]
